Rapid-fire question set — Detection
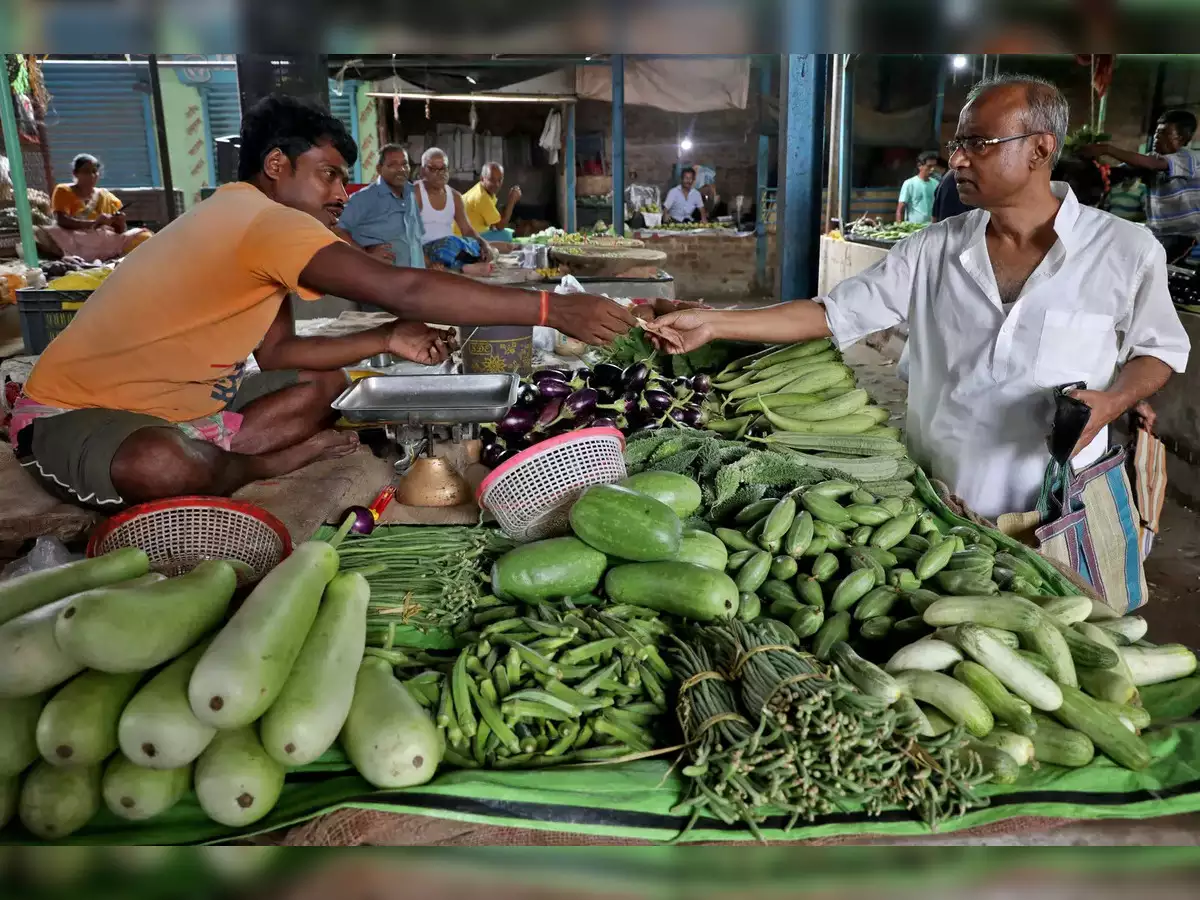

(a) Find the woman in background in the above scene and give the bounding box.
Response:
[35,154,153,261]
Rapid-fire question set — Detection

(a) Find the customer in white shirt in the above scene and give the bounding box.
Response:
[663,167,708,224]
[647,75,1190,521]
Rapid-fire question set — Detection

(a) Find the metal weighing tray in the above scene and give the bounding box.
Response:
[332,374,520,425]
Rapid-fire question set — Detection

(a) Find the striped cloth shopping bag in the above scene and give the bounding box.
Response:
[1130,428,1168,560]
[1033,447,1148,614]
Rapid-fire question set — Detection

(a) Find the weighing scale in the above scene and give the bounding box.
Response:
[332,373,520,508]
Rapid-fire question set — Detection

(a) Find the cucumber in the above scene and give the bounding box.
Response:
[795,575,823,609]
[904,589,942,616]
[570,484,683,561]
[1021,621,1077,688]
[1031,714,1095,767]
[901,534,933,553]
[1119,645,1198,686]
[619,472,702,518]
[994,552,1042,585]
[260,572,368,767]
[737,592,761,622]
[734,498,781,524]
[800,493,854,528]
[102,754,190,822]
[760,498,798,549]
[859,616,894,640]
[783,511,815,558]
[845,504,894,526]
[1056,623,1119,669]
[605,562,739,621]
[491,537,608,604]
[119,642,216,769]
[888,547,923,568]
[934,571,998,596]
[850,526,874,546]
[885,639,963,673]
[37,670,142,766]
[895,670,993,738]
[812,521,850,551]
[1093,616,1149,645]
[850,488,877,506]
[735,551,772,593]
[830,568,876,613]
[194,726,286,827]
[981,727,1035,767]
[19,760,102,839]
[1095,701,1151,731]
[189,541,339,729]
[55,560,237,673]
[769,555,799,581]
[870,514,918,550]
[811,552,840,583]
[953,661,1037,737]
[726,550,753,571]
[955,624,1063,712]
[1053,684,1151,770]
[854,586,899,621]
[923,594,1042,632]
[888,569,921,593]
[830,642,902,702]
[965,740,1020,784]
[789,607,825,639]
[0,693,47,777]
[801,536,829,558]
[675,529,729,571]
[811,611,851,660]
[1035,595,1092,626]
[342,656,442,789]
[716,528,760,553]
[1077,667,1138,704]
[0,547,150,627]
[761,579,799,608]
[805,479,858,499]
[768,596,806,620]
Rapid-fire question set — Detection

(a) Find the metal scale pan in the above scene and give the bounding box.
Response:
[332,374,520,426]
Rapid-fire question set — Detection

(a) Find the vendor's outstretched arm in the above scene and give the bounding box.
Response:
[298,240,636,345]
[648,301,833,355]
[1081,143,1168,172]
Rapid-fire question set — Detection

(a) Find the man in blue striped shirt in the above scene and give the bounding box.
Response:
[1082,110,1200,262]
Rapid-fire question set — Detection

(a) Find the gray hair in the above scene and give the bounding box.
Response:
[482,161,504,178]
[421,147,447,168]
[966,74,1069,166]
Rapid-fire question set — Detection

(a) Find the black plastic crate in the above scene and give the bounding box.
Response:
[16,289,91,354]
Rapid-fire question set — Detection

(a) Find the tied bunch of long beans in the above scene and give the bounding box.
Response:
[669,621,986,840]
[336,525,515,636]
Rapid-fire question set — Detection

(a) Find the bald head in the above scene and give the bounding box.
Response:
[964,75,1068,166]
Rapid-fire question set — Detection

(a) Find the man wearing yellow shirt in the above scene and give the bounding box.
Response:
[456,162,521,241]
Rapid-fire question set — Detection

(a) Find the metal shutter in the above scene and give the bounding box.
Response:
[328,80,362,181]
[41,63,158,188]
[203,83,242,142]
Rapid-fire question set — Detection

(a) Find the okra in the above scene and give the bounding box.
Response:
[560,637,625,665]
[469,680,521,753]
[503,699,575,721]
[521,617,577,638]
[575,660,622,696]
[502,640,564,679]
[473,605,519,625]
[505,689,581,718]
[452,650,478,738]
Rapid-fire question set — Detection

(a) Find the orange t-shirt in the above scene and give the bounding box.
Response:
[26,183,340,422]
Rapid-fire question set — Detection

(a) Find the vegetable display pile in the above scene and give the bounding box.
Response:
[847,221,928,242]
[480,363,710,467]
[0,520,446,840]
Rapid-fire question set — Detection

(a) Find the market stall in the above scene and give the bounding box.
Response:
[1,332,1199,847]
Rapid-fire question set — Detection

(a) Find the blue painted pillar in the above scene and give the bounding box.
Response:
[755,61,771,290]
[777,54,827,301]
[611,55,625,234]
[565,102,577,232]
[838,58,854,232]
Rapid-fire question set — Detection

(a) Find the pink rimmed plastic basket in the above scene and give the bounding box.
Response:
[477,427,627,542]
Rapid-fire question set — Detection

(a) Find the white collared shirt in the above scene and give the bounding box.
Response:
[821,183,1191,520]
[663,185,704,220]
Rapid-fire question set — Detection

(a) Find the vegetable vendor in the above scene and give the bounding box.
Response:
[896,151,941,224]
[11,95,635,511]
[35,154,154,261]
[663,167,708,224]
[333,144,425,269]
[650,75,1190,522]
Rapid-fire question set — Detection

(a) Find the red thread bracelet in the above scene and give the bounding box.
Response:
[539,290,551,327]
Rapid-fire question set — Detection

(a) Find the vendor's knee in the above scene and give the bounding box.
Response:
[110,427,223,501]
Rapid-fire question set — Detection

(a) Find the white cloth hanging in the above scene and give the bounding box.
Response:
[539,110,562,165]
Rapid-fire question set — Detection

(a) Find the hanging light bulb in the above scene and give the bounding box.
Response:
[680,137,694,152]
[952,55,968,70]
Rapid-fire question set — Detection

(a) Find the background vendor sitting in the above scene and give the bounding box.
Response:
[663,167,708,224]
[456,161,520,243]
[35,154,153,261]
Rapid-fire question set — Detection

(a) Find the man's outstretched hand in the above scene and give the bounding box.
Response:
[387,322,456,365]
[548,293,638,346]
[642,309,720,355]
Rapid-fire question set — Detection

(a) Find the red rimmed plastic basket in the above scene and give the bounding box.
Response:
[477,427,627,542]
[87,496,292,586]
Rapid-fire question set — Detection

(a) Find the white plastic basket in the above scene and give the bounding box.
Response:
[477,427,627,542]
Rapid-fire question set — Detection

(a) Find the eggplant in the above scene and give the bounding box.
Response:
[480,428,498,449]
[668,408,689,426]
[588,363,624,391]
[494,449,519,467]
[341,505,376,535]
[596,386,620,405]
[563,387,599,419]
[531,369,569,384]
[497,406,537,437]
[536,398,563,430]
[481,442,510,468]
[591,417,618,430]
[691,374,712,396]
[622,362,650,394]
[642,389,674,414]
[537,378,573,401]
[681,406,703,427]
[516,383,541,407]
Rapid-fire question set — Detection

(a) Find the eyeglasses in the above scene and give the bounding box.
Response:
[426,164,448,173]
[945,132,1048,156]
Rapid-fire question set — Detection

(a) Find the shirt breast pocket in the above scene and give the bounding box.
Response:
[1033,310,1117,388]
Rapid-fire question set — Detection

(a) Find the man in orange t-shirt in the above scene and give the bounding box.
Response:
[14,96,636,509]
